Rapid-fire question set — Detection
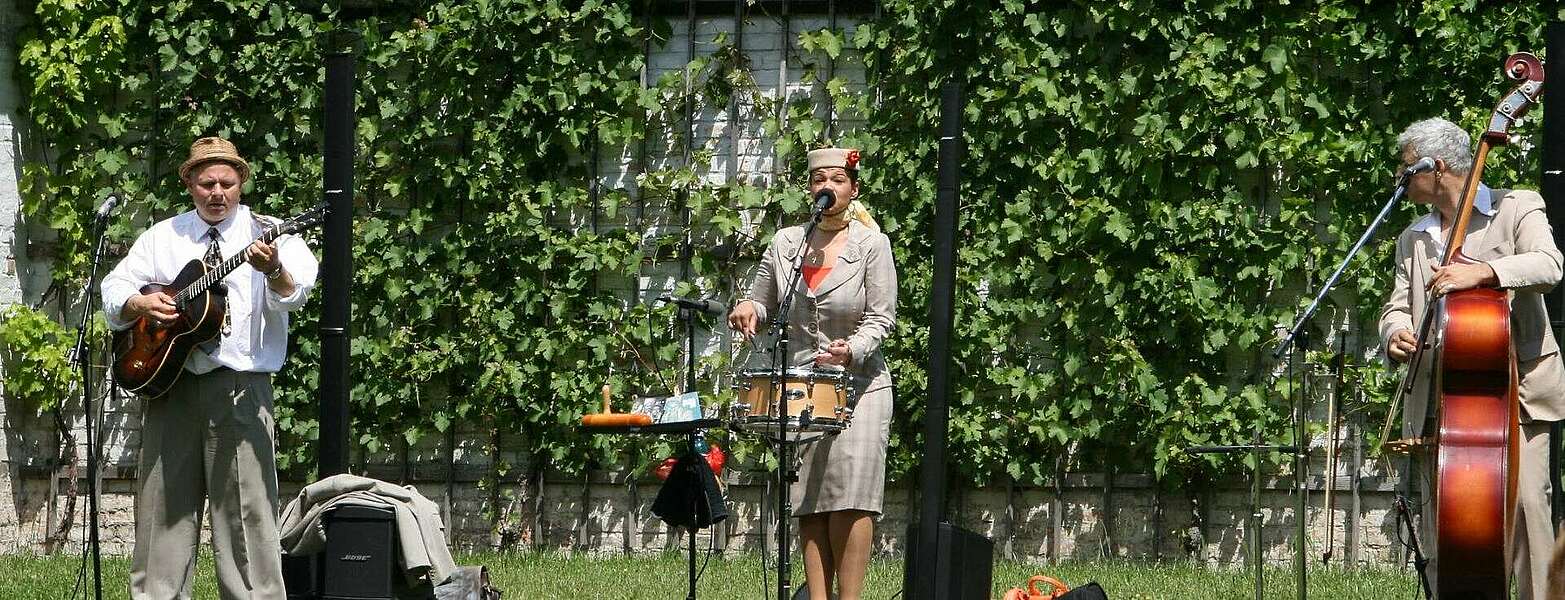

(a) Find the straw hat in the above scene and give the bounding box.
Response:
[179,137,251,181]
[807,147,862,172]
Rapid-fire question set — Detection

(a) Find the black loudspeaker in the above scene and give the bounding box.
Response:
[283,551,319,600]
[319,504,397,600]
[903,521,994,600]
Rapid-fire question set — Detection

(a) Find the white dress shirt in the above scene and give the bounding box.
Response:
[1411,182,1496,255]
[102,204,319,374]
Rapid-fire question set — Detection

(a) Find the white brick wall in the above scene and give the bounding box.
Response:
[0,0,26,307]
[1,0,35,554]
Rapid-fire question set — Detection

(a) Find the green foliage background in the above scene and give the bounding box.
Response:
[10,0,1565,490]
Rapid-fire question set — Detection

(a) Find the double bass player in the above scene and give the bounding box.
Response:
[1380,117,1565,599]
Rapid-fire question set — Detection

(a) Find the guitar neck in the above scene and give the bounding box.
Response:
[175,227,285,303]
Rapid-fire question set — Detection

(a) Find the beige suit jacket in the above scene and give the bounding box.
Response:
[1379,187,1565,431]
[745,220,897,393]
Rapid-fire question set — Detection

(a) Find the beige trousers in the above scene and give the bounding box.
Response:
[129,369,284,600]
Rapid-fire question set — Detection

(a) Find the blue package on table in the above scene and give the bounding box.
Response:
[659,391,702,423]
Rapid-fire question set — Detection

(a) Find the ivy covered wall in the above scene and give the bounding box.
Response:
[7,0,1565,498]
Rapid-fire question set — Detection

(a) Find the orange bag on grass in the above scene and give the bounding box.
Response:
[1002,575,1070,600]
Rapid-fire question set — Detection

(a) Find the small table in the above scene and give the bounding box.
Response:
[580,417,725,600]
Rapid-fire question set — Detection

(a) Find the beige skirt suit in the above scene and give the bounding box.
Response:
[744,220,897,515]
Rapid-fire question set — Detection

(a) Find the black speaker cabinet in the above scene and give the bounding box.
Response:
[283,550,319,599]
[903,521,994,600]
[319,504,397,600]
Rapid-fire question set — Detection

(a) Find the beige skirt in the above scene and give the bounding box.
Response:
[790,385,893,516]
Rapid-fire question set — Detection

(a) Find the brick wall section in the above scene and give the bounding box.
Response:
[0,10,1413,570]
[1,0,40,554]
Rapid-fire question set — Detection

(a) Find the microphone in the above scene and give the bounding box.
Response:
[658,295,728,316]
[812,189,835,217]
[94,194,120,220]
[1403,157,1436,176]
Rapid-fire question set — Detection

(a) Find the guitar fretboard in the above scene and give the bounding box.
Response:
[174,226,286,304]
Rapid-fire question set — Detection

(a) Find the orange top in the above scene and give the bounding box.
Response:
[803,265,833,291]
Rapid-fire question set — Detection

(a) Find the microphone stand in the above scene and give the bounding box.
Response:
[1266,174,1410,600]
[68,212,113,600]
[1394,495,1435,600]
[1187,435,1298,600]
[1275,173,1410,358]
[769,199,828,600]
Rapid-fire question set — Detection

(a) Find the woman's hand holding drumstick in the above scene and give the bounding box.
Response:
[728,300,760,339]
[815,339,851,367]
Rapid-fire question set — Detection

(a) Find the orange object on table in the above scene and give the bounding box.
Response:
[582,413,652,427]
[582,383,653,427]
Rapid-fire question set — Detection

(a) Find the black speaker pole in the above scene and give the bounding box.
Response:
[318,39,356,477]
[907,79,963,600]
[1542,21,1565,529]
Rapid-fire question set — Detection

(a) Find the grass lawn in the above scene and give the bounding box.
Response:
[0,550,1420,599]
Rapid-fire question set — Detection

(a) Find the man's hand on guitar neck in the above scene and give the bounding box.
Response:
[245,239,296,297]
[123,292,178,325]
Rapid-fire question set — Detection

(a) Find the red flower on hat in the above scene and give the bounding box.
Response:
[845,150,861,169]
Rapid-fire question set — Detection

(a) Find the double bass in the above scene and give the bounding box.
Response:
[1382,52,1544,599]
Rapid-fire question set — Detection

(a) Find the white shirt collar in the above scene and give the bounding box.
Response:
[1414,182,1494,241]
[179,204,249,241]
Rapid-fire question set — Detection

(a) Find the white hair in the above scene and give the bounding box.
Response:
[1396,118,1474,174]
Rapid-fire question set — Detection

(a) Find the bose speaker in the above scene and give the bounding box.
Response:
[282,551,318,600]
[319,504,398,600]
[903,521,994,600]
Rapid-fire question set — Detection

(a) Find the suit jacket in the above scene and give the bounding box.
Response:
[745,220,897,393]
[1379,187,1565,430]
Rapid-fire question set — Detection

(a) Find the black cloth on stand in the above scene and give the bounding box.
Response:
[652,451,728,529]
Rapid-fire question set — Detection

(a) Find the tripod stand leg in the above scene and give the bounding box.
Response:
[1394,496,1433,600]
[687,525,697,600]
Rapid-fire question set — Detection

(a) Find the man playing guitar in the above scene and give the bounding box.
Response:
[102,137,318,599]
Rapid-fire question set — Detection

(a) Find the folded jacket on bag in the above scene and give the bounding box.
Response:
[279,473,458,587]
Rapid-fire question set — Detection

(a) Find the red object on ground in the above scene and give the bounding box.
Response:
[1002,575,1069,600]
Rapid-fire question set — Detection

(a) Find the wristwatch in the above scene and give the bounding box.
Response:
[265,265,285,280]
